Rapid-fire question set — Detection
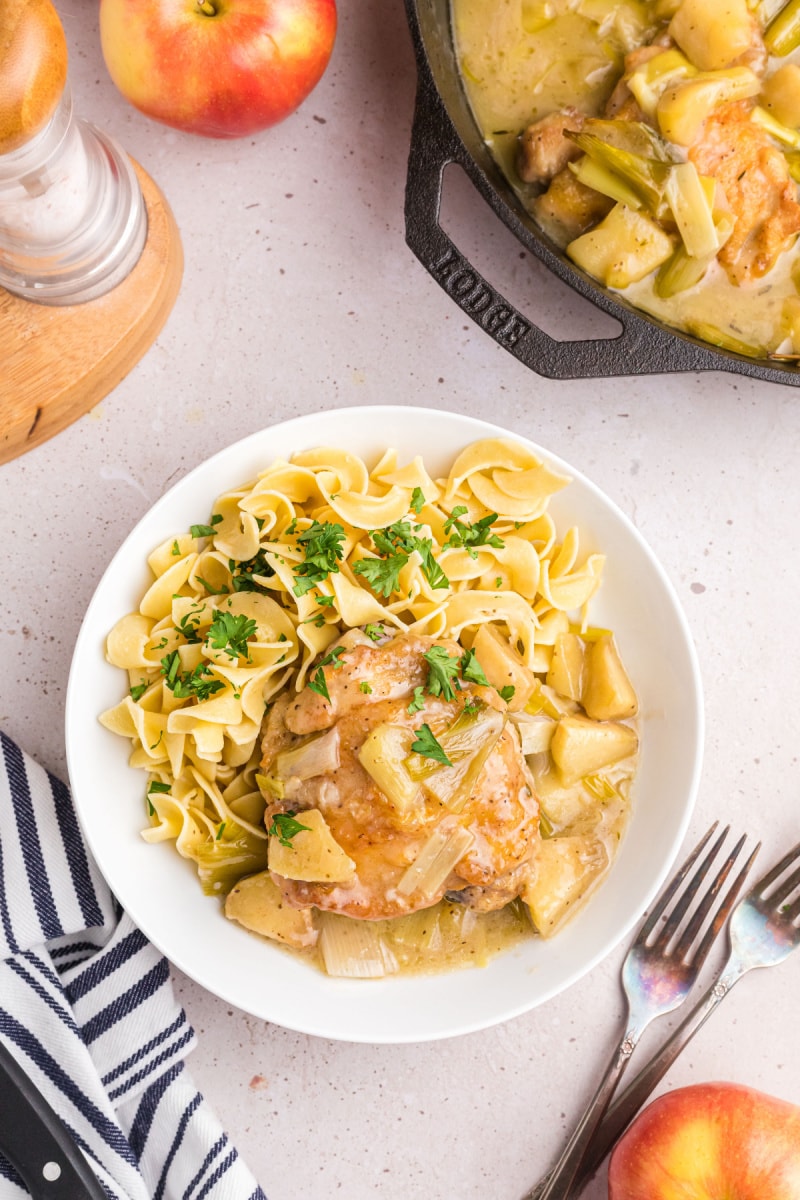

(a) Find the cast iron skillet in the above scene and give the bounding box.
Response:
[404,0,800,386]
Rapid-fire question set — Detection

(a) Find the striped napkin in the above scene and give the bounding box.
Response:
[0,731,267,1200]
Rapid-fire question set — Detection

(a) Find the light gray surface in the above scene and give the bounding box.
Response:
[2,3,800,1198]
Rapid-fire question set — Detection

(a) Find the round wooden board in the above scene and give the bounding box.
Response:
[0,161,183,466]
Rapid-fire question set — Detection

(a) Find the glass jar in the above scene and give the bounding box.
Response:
[0,86,147,304]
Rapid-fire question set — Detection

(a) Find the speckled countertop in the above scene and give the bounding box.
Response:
[2,3,800,1198]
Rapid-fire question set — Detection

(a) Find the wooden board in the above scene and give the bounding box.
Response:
[0,161,183,466]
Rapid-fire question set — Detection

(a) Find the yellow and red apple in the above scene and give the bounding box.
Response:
[99,0,337,138]
[608,1082,800,1199]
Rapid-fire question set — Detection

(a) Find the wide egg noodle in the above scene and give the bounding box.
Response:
[105,613,155,669]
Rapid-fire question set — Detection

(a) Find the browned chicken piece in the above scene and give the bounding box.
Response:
[262,633,540,920]
[689,100,800,283]
[532,167,614,248]
[516,107,585,186]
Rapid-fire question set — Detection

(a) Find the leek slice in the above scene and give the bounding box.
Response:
[665,162,718,258]
[751,105,800,150]
[765,0,800,55]
[626,48,696,118]
[274,727,340,781]
[566,120,675,218]
[510,712,556,755]
[196,826,269,895]
[395,823,475,900]
[404,704,505,811]
[319,913,397,978]
[569,156,643,211]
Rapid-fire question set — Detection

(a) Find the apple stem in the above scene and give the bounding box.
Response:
[196,0,217,14]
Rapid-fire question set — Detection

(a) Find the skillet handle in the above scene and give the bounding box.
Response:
[402,45,719,380]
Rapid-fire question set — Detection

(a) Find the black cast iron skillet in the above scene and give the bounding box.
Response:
[404,0,800,386]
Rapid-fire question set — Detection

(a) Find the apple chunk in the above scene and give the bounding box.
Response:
[582,634,638,721]
[225,871,318,948]
[522,835,609,935]
[551,714,638,785]
[268,809,356,883]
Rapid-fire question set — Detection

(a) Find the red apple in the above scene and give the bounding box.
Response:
[608,1082,800,1199]
[99,0,337,138]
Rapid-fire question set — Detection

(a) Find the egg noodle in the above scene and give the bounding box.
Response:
[100,438,605,887]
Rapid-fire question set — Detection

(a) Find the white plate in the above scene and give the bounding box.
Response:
[65,406,703,1044]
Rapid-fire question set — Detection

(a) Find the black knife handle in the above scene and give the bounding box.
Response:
[0,1039,108,1199]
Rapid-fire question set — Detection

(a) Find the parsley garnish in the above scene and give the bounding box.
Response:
[230,546,275,592]
[319,645,346,670]
[364,623,385,642]
[359,681,373,694]
[196,576,228,596]
[411,723,452,767]
[175,606,203,644]
[160,652,225,702]
[171,540,181,556]
[190,515,223,538]
[443,507,505,558]
[410,487,425,514]
[267,811,311,848]
[460,648,489,687]
[207,610,257,660]
[498,685,516,702]
[407,686,426,714]
[353,551,407,597]
[216,822,226,840]
[415,538,450,590]
[130,682,148,702]
[423,645,461,701]
[293,521,346,597]
[148,781,171,794]
[307,666,331,702]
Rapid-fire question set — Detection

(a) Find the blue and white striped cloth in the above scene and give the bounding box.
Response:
[0,731,267,1200]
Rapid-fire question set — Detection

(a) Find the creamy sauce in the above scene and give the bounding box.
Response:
[451,0,800,355]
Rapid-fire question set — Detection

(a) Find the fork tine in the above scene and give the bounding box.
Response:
[671,834,755,961]
[637,822,719,943]
[679,840,761,968]
[750,841,800,898]
[649,825,732,951]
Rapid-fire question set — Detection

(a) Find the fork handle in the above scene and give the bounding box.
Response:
[563,962,746,1192]
[525,963,747,1200]
[525,1026,642,1200]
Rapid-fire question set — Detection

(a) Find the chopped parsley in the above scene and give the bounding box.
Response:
[215,822,226,840]
[196,577,228,596]
[230,546,275,592]
[130,681,148,702]
[267,812,310,848]
[460,648,489,687]
[359,681,373,694]
[293,521,346,597]
[498,685,516,702]
[407,686,426,714]
[307,666,331,702]
[171,540,181,556]
[148,780,172,794]
[410,487,426,514]
[190,514,223,538]
[175,605,204,644]
[353,550,408,597]
[411,723,452,767]
[364,623,385,642]
[160,652,225,702]
[423,645,461,701]
[353,520,449,596]
[443,507,505,558]
[207,610,257,660]
[319,645,347,670]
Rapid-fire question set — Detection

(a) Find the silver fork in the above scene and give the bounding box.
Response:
[524,823,755,1200]
[545,835,800,1197]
